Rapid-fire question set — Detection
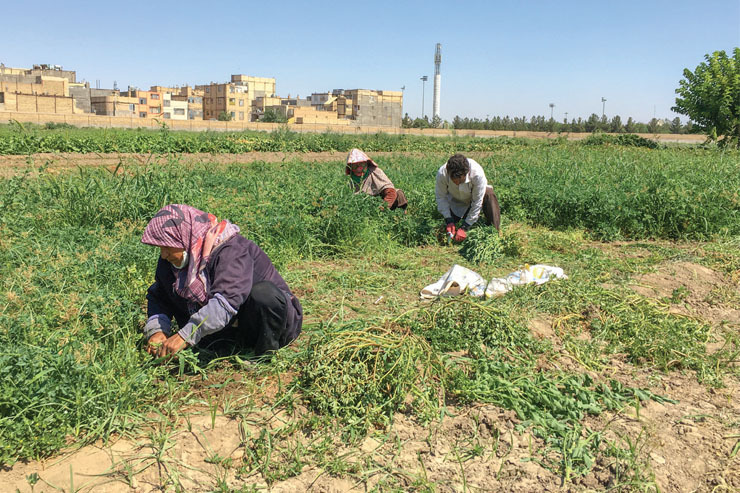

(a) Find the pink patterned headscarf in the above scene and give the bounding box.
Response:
[142,204,240,308]
[345,148,378,175]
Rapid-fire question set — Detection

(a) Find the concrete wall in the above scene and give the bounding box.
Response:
[0,76,69,96]
[0,110,707,144]
[1,95,74,114]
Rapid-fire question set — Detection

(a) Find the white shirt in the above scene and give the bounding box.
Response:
[435,158,488,227]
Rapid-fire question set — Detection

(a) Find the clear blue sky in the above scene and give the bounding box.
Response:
[3,0,739,123]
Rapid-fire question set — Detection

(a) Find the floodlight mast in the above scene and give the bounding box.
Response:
[420,75,428,118]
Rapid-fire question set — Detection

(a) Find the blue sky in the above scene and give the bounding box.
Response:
[3,0,738,122]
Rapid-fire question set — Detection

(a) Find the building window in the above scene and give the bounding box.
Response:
[128,104,135,111]
[163,100,170,107]
[239,112,244,120]
[139,98,146,105]
[0,92,5,103]
[217,97,225,104]
[163,112,171,119]
[174,108,185,115]
[230,111,235,118]
[229,86,234,93]
[150,107,160,114]
[239,99,244,107]
[218,86,223,93]
[139,112,147,118]
[205,87,210,93]
[229,98,235,105]
[150,94,159,100]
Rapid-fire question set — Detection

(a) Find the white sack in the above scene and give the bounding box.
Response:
[485,264,568,298]
[420,264,488,299]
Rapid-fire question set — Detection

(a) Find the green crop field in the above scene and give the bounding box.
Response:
[0,130,738,492]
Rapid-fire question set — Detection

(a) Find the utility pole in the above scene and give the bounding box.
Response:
[565,111,568,122]
[420,76,428,119]
[549,103,555,120]
[601,97,607,118]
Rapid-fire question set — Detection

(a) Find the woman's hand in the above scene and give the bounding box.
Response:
[156,333,188,359]
[147,332,168,356]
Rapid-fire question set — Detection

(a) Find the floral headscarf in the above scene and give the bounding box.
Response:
[141,204,240,309]
[345,148,378,175]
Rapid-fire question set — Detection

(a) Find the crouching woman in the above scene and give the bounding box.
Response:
[141,204,302,359]
[346,148,408,210]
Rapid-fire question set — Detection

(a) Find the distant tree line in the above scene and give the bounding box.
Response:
[402,113,698,134]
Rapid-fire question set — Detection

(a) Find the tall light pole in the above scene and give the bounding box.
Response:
[549,103,555,120]
[420,75,428,119]
[601,97,607,118]
[564,111,568,123]
[400,85,405,116]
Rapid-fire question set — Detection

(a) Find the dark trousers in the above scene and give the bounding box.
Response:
[390,189,408,210]
[451,186,501,231]
[199,281,296,357]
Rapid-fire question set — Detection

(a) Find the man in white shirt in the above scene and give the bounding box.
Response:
[435,153,500,242]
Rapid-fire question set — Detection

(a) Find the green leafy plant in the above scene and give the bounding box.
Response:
[673,48,740,147]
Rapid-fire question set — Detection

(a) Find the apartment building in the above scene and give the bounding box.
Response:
[198,75,276,121]
[335,89,402,127]
[163,93,188,120]
[120,88,164,118]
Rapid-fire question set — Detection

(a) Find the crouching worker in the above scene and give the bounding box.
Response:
[435,153,501,242]
[346,148,408,211]
[141,204,302,359]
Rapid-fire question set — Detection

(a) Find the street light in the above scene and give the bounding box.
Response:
[400,85,405,116]
[549,103,555,120]
[601,97,607,118]
[420,76,428,119]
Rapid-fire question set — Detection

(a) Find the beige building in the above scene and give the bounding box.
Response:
[0,74,75,114]
[198,74,276,121]
[339,89,402,127]
[90,94,139,117]
[290,106,349,125]
[0,64,76,83]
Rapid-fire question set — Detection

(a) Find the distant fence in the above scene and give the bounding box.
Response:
[0,111,706,143]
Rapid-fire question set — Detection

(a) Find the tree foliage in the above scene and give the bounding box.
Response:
[672,48,740,147]
[262,109,287,123]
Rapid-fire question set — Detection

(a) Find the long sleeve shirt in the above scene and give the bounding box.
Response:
[435,158,488,228]
[143,234,301,346]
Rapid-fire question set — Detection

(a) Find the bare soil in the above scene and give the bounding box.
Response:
[2,248,739,492]
[0,152,496,178]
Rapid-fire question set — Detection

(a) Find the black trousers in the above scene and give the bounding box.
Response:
[451,185,501,231]
[199,281,294,357]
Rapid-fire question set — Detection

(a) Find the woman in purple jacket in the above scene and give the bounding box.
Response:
[141,204,302,359]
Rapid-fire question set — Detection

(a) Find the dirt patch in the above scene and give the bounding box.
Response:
[7,380,736,493]
[628,261,740,329]
[0,151,499,178]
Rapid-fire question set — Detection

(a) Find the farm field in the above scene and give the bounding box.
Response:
[0,133,739,492]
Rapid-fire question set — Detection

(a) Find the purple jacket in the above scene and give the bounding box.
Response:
[144,234,302,346]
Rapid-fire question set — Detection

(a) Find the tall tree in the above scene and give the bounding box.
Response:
[610,115,624,133]
[625,117,636,133]
[672,49,740,147]
[670,117,682,134]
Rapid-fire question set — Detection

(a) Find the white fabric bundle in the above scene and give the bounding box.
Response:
[420,264,567,300]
